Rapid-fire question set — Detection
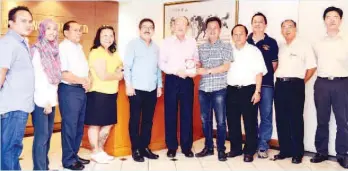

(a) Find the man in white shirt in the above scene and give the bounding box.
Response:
[58,21,91,170]
[273,20,316,164]
[226,24,267,162]
[311,6,348,169]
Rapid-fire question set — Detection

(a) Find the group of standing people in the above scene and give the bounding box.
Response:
[0,4,348,171]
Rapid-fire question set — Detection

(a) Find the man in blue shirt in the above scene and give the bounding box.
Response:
[247,12,279,159]
[124,18,163,162]
[0,6,34,170]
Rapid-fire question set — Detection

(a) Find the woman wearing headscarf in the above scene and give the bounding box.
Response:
[30,19,61,170]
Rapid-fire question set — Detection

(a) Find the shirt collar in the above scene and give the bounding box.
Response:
[233,42,250,51]
[63,38,81,48]
[284,37,298,47]
[324,30,344,40]
[208,39,222,46]
[138,37,153,46]
[7,29,25,43]
[247,33,269,44]
[173,35,187,42]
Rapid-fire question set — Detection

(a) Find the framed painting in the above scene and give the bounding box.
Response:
[164,0,238,45]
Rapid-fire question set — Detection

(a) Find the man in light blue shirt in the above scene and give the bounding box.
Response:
[0,6,34,170]
[124,18,162,162]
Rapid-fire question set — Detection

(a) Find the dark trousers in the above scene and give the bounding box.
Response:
[199,89,227,151]
[274,79,305,157]
[58,83,87,167]
[314,78,348,158]
[32,105,56,170]
[128,89,157,151]
[164,74,194,151]
[226,85,258,155]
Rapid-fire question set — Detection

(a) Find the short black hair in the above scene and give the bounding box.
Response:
[139,18,155,30]
[323,6,343,20]
[231,24,248,36]
[281,19,297,28]
[63,20,78,37]
[8,6,32,28]
[251,12,267,25]
[205,16,222,28]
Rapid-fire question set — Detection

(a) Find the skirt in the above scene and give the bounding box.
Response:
[85,91,117,126]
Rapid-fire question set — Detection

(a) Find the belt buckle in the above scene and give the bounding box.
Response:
[328,76,335,80]
[283,78,290,81]
[236,85,243,89]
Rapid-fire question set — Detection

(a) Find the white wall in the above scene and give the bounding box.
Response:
[118,0,193,60]
[118,0,348,156]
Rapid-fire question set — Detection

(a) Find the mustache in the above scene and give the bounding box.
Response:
[144,31,150,34]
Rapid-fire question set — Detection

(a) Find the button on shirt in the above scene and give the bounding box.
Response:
[124,38,162,92]
[276,38,317,79]
[159,36,199,74]
[198,39,233,92]
[0,30,35,114]
[32,49,59,107]
[247,33,278,87]
[314,32,348,77]
[59,39,89,84]
[227,43,268,86]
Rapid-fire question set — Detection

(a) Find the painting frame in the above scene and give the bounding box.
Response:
[163,0,239,45]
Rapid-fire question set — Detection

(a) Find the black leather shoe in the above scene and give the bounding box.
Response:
[218,151,227,161]
[243,154,254,162]
[132,149,145,162]
[226,151,243,158]
[142,148,159,159]
[273,153,290,160]
[195,147,214,158]
[167,149,177,158]
[78,157,90,165]
[292,156,302,164]
[183,150,194,158]
[310,153,328,163]
[65,162,84,170]
[337,157,348,169]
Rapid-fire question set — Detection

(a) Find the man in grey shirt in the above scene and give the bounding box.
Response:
[0,6,34,170]
[195,17,233,161]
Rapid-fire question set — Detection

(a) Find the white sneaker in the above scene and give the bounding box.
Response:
[91,152,111,164]
[101,151,115,161]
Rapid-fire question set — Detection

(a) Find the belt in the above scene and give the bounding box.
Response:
[318,76,348,80]
[61,83,83,88]
[276,77,303,82]
[231,85,254,89]
[70,84,83,87]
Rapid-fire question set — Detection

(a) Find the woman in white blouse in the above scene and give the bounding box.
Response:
[30,19,61,170]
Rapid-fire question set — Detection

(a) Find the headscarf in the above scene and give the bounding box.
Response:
[31,19,61,85]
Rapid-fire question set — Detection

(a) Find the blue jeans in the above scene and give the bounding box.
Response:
[199,89,227,151]
[32,105,56,170]
[1,111,29,170]
[258,86,274,150]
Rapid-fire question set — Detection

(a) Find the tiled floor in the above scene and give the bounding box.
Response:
[20,133,345,170]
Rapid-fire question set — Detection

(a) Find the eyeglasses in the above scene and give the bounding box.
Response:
[141,26,154,30]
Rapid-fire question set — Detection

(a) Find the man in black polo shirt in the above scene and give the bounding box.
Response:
[247,12,278,159]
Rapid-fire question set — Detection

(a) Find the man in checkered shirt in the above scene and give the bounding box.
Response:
[195,16,233,162]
